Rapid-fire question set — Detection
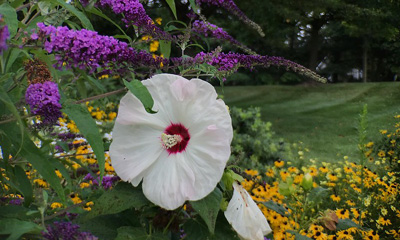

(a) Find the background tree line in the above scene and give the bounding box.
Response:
[199,0,400,84]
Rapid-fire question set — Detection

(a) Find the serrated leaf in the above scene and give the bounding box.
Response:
[165,0,177,19]
[0,218,42,240]
[0,3,18,38]
[286,230,313,240]
[336,219,361,230]
[190,187,222,234]
[160,40,171,59]
[123,79,156,113]
[62,102,106,181]
[85,182,149,219]
[262,200,290,216]
[115,226,168,240]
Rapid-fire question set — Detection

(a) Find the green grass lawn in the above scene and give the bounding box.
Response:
[218,82,400,162]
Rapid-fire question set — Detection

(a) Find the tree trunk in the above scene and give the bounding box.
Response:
[307,19,325,71]
[362,38,368,83]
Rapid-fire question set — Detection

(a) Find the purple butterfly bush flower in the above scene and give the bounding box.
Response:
[42,221,98,240]
[191,20,254,54]
[196,0,265,37]
[0,15,10,53]
[25,81,62,125]
[170,51,326,82]
[36,23,165,74]
[98,0,172,40]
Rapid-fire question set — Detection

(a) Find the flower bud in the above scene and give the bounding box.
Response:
[301,173,313,191]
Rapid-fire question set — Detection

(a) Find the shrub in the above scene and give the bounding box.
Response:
[229,106,287,170]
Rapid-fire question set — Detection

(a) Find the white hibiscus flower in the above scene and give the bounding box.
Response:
[225,182,272,240]
[110,74,233,210]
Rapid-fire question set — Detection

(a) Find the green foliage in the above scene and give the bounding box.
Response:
[0,218,42,240]
[84,182,149,220]
[123,79,156,113]
[62,102,106,182]
[229,106,286,169]
[189,187,222,234]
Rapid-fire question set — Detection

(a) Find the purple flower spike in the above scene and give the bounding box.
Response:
[25,81,62,125]
[196,0,265,37]
[36,23,164,74]
[98,0,172,40]
[0,15,10,53]
[42,221,98,240]
[192,20,254,54]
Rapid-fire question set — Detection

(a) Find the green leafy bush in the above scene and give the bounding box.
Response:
[229,106,287,170]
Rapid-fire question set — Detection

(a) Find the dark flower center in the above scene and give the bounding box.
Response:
[162,123,190,154]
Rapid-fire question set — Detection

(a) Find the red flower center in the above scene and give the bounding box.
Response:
[162,123,190,154]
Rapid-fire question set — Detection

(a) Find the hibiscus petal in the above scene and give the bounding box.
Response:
[142,151,196,210]
[110,92,166,185]
[185,125,232,200]
[225,182,272,240]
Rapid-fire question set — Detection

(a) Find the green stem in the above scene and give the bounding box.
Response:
[163,213,176,234]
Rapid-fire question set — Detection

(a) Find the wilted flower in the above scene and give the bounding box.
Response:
[224,181,272,240]
[110,74,233,210]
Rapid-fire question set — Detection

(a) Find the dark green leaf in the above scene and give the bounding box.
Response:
[85,75,107,93]
[0,218,42,240]
[286,230,313,240]
[77,78,87,98]
[0,3,18,38]
[262,200,290,216]
[45,0,94,30]
[13,165,33,206]
[79,214,128,240]
[160,40,171,59]
[115,226,168,240]
[5,48,29,73]
[165,0,177,19]
[9,0,25,8]
[0,86,24,155]
[0,205,30,220]
[336,219,361,231]
[307,187,329,203]
[211,212,240,240]
[21,139,66,202]
[62,102,106,181]
[85,182,149,219]
[190,187,222,234]
[50,158,72,190]
[182,219,209,240]
[123,79,156,113]
[86,7,131,42]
